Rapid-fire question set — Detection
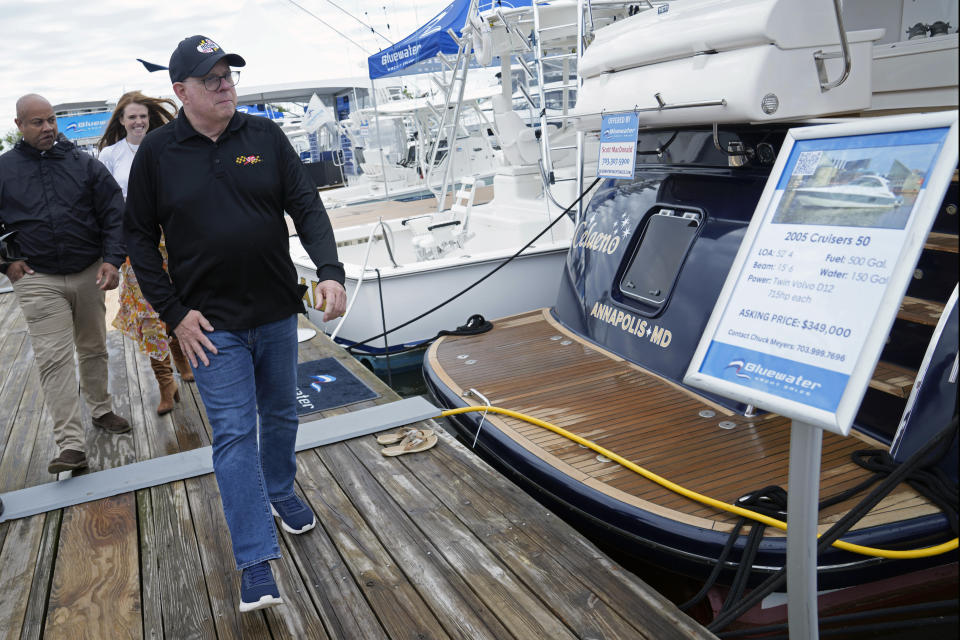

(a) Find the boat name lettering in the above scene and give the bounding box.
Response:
[382,43,423,66]
[589,301,672,348]
[575,223,621,255]
[300,277,319,307]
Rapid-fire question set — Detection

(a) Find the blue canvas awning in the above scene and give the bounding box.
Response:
[368,0,532,79]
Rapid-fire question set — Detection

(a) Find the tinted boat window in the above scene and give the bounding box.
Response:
[619,210,700,309]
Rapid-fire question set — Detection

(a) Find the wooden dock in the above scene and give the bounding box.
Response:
[0,291,715,640]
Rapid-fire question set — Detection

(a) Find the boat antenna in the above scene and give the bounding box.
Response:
[284,0,375,52]
[381,5,391,36]
[321,0,394,45]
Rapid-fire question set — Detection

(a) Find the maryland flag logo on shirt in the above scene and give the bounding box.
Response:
[236,155,262,166]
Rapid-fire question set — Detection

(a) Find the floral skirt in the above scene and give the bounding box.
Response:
[112,258,170,361]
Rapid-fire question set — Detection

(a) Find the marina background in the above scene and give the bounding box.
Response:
[0,0,450,136]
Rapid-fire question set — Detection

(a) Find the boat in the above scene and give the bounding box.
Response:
[423,0,959,634]
[320,83,502,208]
[291,0,634,369]
[793,174,903,209]
[234,79,371,190]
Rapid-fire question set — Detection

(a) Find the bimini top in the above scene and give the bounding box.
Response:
[574,0,884,128]
[368,0,531,79]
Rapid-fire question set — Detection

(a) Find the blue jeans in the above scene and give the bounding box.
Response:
[191,314,299,569]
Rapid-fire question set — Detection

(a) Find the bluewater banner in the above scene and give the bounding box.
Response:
[57,113,110,141]
[368,0,532,79]
[236,104,284,120]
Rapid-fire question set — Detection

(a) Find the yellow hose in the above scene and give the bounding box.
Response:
[439,405,958,560]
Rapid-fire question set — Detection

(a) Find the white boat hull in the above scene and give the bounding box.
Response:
[295,245,569,351]
[792,192,899,209]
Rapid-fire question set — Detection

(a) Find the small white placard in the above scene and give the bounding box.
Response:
[597,112,639,179]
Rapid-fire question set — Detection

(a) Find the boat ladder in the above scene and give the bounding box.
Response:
[425,0,481,212]
[496,0,651,219]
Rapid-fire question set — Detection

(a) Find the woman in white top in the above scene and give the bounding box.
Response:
[98,91,191,415]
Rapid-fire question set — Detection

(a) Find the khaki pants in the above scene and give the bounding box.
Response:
[12,260,113,452]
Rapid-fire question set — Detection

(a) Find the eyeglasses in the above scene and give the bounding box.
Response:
[198,70,240,91]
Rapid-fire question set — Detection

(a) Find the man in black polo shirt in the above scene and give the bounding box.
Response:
[124,35,346,613]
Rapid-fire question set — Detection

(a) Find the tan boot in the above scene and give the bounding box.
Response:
[150,355,180,415]
[169,335,194,382]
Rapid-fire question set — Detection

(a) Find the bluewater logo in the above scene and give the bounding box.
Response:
[725,360,750,379]
[724,358,823,391]
[310,374,337,392]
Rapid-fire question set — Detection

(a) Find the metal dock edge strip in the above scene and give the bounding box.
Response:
[0,396,440,523]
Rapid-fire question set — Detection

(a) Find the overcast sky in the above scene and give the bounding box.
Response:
[0,0,450,138]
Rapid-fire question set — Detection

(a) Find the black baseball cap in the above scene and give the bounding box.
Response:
[168,35,246,83]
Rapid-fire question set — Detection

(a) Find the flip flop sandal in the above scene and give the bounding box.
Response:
[376,427,434,445]
[381,431,439,457]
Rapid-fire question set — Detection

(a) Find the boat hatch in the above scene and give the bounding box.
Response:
[619,208,702,311]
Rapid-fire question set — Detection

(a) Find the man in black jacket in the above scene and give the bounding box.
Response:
[125,36,346,612]
[0,94,130,474]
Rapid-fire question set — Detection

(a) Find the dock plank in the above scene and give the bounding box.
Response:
[85,331,138,473]
[317,442,500,639]
[17,406,60,640]
[0,356,43,494]
[16,511,61,640]
[44,494,141,640]
[263,539,332,640]
[0,330,26,401]
[0,335,39,492]
[136,489,163,640]
[182,473,272,640]
[152,481,217,640]
[351,434,646,639]
[0,516,45,640]
[424,430,717,640]
[282,453,394,640]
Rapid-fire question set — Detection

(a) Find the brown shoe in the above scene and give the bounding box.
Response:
[151,356,180,415]
[156,380,180,416]
[169,335,194,382]
[92,411,131,433]
[48,449,88,474]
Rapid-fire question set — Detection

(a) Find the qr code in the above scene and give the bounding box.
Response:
[793,151,822,176]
